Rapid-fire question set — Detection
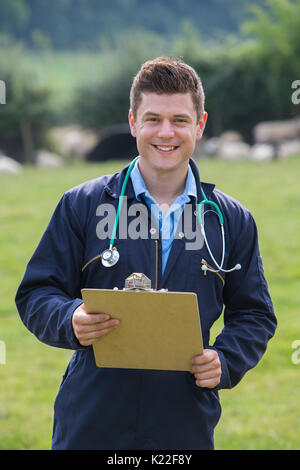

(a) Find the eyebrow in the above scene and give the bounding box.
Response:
[173,114,192,120]
[143,112,192,120]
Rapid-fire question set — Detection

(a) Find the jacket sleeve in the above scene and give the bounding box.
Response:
[15,192,85,350]
[210,208,277,390]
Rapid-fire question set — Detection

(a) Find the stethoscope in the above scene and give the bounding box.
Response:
[101,156,241,274]
[101,156,139,268]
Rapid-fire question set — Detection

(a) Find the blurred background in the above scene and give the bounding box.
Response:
[0,0,300,450]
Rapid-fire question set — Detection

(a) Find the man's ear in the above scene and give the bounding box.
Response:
[196,111,208,140]
[128,110,136,137]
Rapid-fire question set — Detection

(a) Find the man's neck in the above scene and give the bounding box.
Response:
[138,162,188,209]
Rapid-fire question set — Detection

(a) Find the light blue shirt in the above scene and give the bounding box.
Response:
[130,160,197,275]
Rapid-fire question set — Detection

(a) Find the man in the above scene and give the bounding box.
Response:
[15,57,277,450]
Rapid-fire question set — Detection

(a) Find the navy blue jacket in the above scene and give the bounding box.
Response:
[15,158,277,450]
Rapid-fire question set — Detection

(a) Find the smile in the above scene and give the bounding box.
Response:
[152,144,179,153]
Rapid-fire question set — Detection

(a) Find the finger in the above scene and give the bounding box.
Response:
[191,350,216,365]
[78,312,112,324]
[77,320,120,339]
[194,369,220,381]
[78,324,119,346]
[76,318,120,334]
[74,311,110,325]
[195,377,221,389]
[190,358,220,374]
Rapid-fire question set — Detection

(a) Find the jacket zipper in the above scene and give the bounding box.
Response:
[201,258,225,286]
[155,239,159,290]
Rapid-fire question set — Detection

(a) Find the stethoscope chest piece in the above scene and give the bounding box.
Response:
[101,247,120,267]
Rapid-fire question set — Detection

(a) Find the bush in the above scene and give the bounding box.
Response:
[0,38,53,163]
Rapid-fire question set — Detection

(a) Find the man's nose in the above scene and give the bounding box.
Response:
[157,119,175,138]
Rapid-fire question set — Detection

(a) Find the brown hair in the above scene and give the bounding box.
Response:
[130,56,205,121]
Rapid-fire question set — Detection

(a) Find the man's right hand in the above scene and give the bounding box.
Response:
[72,303,120,346]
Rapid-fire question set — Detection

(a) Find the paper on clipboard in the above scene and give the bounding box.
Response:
[81,288,203,371]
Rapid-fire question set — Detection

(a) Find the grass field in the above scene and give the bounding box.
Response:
[1,156,300,450]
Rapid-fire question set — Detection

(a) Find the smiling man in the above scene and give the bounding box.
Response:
[128,92,207,208]
[15,57,277,450]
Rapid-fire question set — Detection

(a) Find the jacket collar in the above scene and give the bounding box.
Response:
[189,157,215,201]
[104,157,215,202]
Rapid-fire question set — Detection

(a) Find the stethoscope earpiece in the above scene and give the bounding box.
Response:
[201,263,241,274]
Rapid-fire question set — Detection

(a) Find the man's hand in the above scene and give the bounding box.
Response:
[72,303,120,346]
[190,349,222,389]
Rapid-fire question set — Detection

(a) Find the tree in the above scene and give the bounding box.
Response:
[0,0,29,37]
[0,40,53,163]
[72,30,171,129]
[242,0,300,117]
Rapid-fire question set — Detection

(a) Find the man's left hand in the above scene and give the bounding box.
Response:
[190,349,222,389]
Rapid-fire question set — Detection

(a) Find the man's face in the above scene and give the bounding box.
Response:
[129,92,207,175]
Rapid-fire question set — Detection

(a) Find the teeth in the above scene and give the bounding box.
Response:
[155,145,176,151]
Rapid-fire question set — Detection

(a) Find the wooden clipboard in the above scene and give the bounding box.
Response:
[81,288,203,371]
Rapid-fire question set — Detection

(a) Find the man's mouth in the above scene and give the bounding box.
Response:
[152,144,179,153]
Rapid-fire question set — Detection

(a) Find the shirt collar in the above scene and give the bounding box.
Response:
[130,159,197,203]
[103,157,215,202]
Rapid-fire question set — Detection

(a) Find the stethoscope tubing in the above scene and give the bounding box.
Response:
[197,195,241,273]
[109,156,140,250]
[102,156,241,273]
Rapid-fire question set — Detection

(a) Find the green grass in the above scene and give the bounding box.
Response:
[1,156,300,450]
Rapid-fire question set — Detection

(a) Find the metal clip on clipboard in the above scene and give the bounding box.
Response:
[113,272,168,292]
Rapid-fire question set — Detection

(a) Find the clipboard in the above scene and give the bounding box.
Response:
[81,288,203,371]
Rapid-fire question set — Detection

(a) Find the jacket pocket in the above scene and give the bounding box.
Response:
[60,350,81,388]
